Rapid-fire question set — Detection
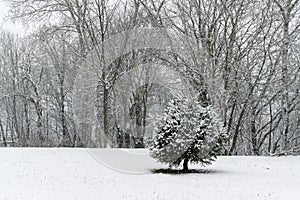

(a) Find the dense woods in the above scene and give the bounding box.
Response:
[0,0,299,156]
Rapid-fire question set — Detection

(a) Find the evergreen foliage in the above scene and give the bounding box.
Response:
[150,96,227,170]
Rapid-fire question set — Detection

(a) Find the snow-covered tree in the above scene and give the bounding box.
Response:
[150,96,226,171]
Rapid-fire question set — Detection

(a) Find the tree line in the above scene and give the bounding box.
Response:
[0,0,299,155]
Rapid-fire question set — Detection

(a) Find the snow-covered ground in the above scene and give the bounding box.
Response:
[0,148,299,200]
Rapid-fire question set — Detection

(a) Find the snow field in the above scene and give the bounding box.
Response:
[0,148,299,200]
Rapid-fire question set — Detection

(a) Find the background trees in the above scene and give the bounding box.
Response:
[0,0,299,155]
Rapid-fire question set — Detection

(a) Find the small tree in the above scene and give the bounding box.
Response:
[150,96,226,171]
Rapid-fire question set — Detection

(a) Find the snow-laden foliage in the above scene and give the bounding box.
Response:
[150,96,227,168]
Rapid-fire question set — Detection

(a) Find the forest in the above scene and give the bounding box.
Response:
[0,0,299,156]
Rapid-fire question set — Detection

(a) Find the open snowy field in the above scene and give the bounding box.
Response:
[0,148,299,200]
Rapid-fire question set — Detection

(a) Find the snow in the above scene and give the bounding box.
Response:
[0,1,26,35]
[0,148,299,200]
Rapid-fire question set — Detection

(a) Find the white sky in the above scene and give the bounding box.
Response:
[0,0,25,35]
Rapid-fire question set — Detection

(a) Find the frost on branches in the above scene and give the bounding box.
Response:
[150,96,226,171]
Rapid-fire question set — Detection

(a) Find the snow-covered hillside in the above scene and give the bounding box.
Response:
[0,148,299,200]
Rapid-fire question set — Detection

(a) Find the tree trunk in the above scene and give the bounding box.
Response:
[250,107,259,155]
[281,19,290,151]
[268,103,273,153]
[36,102,44,144]
[23,101,30,146]
[12,96,20,141]
[229,104,247,155]
[0,119,7,147]
[183,158,189,171]
[60,85,71,147]
[103,86,109,148]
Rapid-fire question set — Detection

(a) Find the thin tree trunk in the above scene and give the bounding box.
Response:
[268,103,273,153]
[281,19,290,151]
[36,102,44,144]
[229,104,247,155]
[12,96,20,141]
[24,101,30,146]
[60,84,71,146]
[103,86,109,148]
[0,119,7,147]
[250,107,259,155]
